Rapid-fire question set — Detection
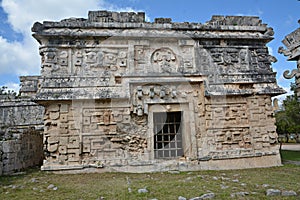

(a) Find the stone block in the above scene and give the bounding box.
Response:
[48,143,59,153]
[60,136,69,145]
[82,143,91,153]
[2,141,16,153]
[48,104,60,112]
[68,136,80,149]
[50,111,60,120]
[60,104,69,113]
[67,149,80,162]
[58,145,67,154]
[60,114,68,122]
[83,117,91,125]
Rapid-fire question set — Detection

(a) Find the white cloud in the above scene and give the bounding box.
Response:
[0,0,145,89]
[0,0,103,77]
[0,36,39,75]
[2,0,102,35]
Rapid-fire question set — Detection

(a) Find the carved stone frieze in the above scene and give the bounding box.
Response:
[28,11,284,172]
[151,48,178,73]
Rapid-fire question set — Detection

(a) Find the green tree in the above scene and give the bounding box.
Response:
[275,93,300,143]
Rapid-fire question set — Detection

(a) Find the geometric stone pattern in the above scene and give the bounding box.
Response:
[28,11,285,172]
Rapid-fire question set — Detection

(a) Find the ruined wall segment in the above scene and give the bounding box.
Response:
[30,11,285,172]
[0,88,44,175]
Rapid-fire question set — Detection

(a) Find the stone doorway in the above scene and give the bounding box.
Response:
[153,111,183,158]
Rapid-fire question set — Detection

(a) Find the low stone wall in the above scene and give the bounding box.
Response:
[0,95,44,175]
[0,128,43,175]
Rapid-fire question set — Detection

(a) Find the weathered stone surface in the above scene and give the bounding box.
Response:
[280,24,300,99]
[199,193,215,199]
[281,190,297,196]
[25,11,285,172]
[266,189,281,196]
[0,95,44,175]
[137,188,148,193]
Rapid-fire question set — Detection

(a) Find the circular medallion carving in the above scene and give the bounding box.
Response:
[151,48,177,73]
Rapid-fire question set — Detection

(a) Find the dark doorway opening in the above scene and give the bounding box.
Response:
[153,111,183,158]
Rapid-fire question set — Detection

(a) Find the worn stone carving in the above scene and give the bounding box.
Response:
[280,25,300,98]
[25,11,285,172]
[151,48,177,73]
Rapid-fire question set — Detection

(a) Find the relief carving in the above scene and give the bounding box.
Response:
[134,45,148,71]
[102,49,127,69]
[59,51,68,66]
[151,48,177,73]
[86,51,98,63]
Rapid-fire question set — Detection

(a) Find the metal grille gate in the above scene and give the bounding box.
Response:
[153,111,183,158]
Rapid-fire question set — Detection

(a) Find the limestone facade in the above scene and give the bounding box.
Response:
[28,11,285,172]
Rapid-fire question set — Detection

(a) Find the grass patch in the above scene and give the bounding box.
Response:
[0,165,300,200]
[281,150,300,161]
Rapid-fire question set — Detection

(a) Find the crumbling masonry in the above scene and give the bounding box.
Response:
[23,11,285,172]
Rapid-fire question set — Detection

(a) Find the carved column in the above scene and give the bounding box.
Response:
[279,24,300,99]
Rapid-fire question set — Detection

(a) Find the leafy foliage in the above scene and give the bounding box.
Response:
[0,86,17,96]
[275,87,300,143]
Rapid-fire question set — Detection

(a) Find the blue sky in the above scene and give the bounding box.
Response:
[0,0,299,101]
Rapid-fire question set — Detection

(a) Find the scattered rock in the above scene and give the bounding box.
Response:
[262,184,269,188]
[189,197,201,200]
[53,186,58,191]
[212,176,218,180]
[128,187,132,193]
[220,184,229,189]
[138,188,148,193]
[32,187,38,191]
[240,183,247,187]
[47,184,55,190]
[190,192,215,200]
[281,190,297,196]
[200,193,215,199]
[266,189,281,196]
[12,172,26,176]
[185,177,193,182]
[232,179,239,183]
[178,196,187,200]
[30,178,39,183]
[230,192,249,197]
[221,177,230,181]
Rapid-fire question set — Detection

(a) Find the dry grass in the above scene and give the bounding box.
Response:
[0,163,300,200]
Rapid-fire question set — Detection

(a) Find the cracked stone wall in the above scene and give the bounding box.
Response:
[27,11,285,172]
[0,92,44,175]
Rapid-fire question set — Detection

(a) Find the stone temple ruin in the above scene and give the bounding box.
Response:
[8,11,286,173]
